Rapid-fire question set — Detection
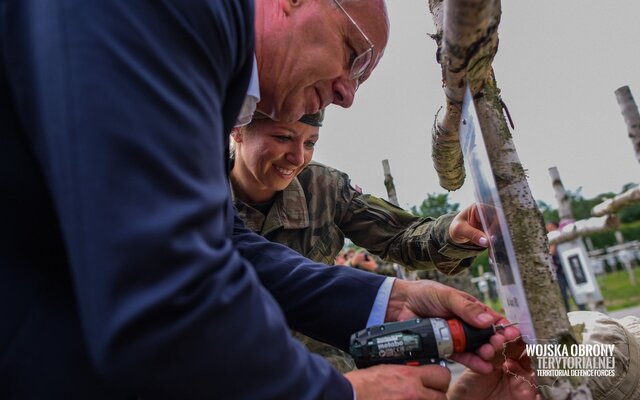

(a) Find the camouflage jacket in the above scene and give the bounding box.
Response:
[232,161,483,275]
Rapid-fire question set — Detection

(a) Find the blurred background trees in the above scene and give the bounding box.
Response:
[410,192,460,218]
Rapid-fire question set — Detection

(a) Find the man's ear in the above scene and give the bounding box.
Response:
[281,0,306,16]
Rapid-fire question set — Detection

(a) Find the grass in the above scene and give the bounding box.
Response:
[597,268,640,311]
[481,268,640,313]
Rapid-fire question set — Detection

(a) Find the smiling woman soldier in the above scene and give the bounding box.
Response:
[229,110,489,372]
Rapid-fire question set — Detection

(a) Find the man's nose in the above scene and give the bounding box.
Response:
[332,78,357,108]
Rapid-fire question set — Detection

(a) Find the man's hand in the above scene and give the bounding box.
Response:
[385,279,520,374]
[449,203,489,247]
[346,364,450,400]
[448,348,540,400]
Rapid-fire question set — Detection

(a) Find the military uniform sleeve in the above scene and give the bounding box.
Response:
[336,174,484,275]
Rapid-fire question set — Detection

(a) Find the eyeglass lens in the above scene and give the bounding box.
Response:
[350,49,373,81]
[333,0,374,82]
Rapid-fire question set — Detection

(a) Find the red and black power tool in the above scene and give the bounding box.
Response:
[349,317,516,368]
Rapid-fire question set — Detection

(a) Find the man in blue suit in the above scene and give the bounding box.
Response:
[0,0,519,398]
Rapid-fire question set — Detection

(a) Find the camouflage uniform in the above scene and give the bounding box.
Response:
[232,161,484,372]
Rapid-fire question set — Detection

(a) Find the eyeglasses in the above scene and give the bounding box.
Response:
[332,0,374,83]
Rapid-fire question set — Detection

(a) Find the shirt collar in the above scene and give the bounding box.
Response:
[235,55,261,127]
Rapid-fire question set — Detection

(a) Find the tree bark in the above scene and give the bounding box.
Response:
[591,186,640,217]
[428,0,499,190]
[548,166,606,316]
[548,166,574,223]
[614,86,640,164]
[548,215,619,245]
[475,79,588,399]
[381,159,418,280]
[428,2,589,397]
[381,159,399,207]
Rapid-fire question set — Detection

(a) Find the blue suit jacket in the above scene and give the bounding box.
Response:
[0,1,385,398]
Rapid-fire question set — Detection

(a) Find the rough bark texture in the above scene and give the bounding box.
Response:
[429,0,499,190]
[592,187,640,217]
[476,79,587,398]
[614,86,640,164]
[548,166,606,315]
[549,167,574,222]
[381,160,418,280]
[548,215,619,245]
[382,159,399,206]
[428,3,590,396]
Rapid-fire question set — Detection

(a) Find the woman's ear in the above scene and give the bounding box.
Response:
[231,127,244,143]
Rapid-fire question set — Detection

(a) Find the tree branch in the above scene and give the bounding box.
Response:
[548,215,619,245]
[591,186,640,217]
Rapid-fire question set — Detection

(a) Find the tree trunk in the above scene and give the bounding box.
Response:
[381,159,399,207]
[428,0,499,190]
[614,86,640,164]
[476,79,588,399]
[591,186,640,217]
[381,159,418,280]
[548,166,606,311]
[429,2,589,397]
[548,167,574,223]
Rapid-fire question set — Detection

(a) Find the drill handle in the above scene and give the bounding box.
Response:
[459,319,495,352]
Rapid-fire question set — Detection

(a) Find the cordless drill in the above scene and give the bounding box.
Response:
[349,317,516,368]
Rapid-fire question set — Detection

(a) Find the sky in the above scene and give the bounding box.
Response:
[314,1,640,212]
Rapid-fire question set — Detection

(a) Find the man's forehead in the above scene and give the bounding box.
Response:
[337,3,387,84]
[340,0,389,46]
[340,0,389,63]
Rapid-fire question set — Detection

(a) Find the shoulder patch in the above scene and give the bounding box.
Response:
[347,179,362,194]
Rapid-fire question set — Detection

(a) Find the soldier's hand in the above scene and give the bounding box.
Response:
[349,251,378,271]
[385,279,520,374]
[346,364,450,400]
[350,251,365,267]
[449,203,489,247]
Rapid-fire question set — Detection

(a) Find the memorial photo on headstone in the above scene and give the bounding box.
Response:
[568,254,587,285]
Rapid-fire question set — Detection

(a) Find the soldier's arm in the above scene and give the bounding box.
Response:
[337,178,485,275]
